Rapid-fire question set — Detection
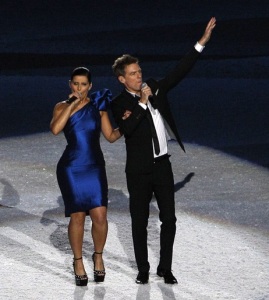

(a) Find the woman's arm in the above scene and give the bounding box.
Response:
[100,111,122,143]
[50,101,77,135]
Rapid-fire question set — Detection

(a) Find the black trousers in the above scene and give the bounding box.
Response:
[126,157,177,272]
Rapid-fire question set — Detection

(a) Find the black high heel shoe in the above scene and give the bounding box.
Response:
[92,252,106,282]
[73,257,88,286]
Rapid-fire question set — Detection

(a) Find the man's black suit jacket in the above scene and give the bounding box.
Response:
[111,48,200,174]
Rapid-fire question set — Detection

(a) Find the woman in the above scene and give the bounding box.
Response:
[50,67,121,286]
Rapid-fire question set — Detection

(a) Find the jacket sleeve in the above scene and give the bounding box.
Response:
[158,47,200,92]
[111,97,148,136]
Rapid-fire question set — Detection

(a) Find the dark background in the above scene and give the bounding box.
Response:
[1,0,268,167]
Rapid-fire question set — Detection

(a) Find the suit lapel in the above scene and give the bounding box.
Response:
[122,89,138,110]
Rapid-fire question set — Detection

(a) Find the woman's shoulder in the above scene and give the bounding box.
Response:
[53,101,68,111]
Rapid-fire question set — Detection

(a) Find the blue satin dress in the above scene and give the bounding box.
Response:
[56,89,112,217]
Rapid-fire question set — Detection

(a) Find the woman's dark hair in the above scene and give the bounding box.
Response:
[112,54,139,77]
[70,67,92,83]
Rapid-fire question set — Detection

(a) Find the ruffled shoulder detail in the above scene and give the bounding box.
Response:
[90,88,112,111]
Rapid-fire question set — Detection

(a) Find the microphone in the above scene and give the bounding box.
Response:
[66,92,81,104]
[141,82,156,109]
[141,82,153,100]
[66,95,78,104]
[141,82,147,89]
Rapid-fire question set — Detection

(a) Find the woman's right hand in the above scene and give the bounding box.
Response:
[122,110,132,120]
[66,91,82,106]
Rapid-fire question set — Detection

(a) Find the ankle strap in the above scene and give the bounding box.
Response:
[74,257,82,261]
[94,251,103,255]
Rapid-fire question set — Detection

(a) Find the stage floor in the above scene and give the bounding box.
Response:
[0,132,268,299]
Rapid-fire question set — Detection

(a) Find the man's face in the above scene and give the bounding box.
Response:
[119,63,142,93]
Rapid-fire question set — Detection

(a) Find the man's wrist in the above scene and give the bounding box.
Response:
[194,42,205,53]
[138,102,147,110]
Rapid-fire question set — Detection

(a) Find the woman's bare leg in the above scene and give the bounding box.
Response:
[68,212,87,275]
[90,206,108,270]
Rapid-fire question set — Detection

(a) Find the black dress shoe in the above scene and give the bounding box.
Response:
[136,271,149,284]
[157,269,178,284]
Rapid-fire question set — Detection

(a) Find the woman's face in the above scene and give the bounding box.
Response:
[69,75,92,99]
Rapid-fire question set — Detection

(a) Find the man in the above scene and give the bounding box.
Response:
[111,18,216,284]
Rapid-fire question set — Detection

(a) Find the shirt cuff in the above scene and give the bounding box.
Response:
[138,102,147,110]
[194,42,205,53]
